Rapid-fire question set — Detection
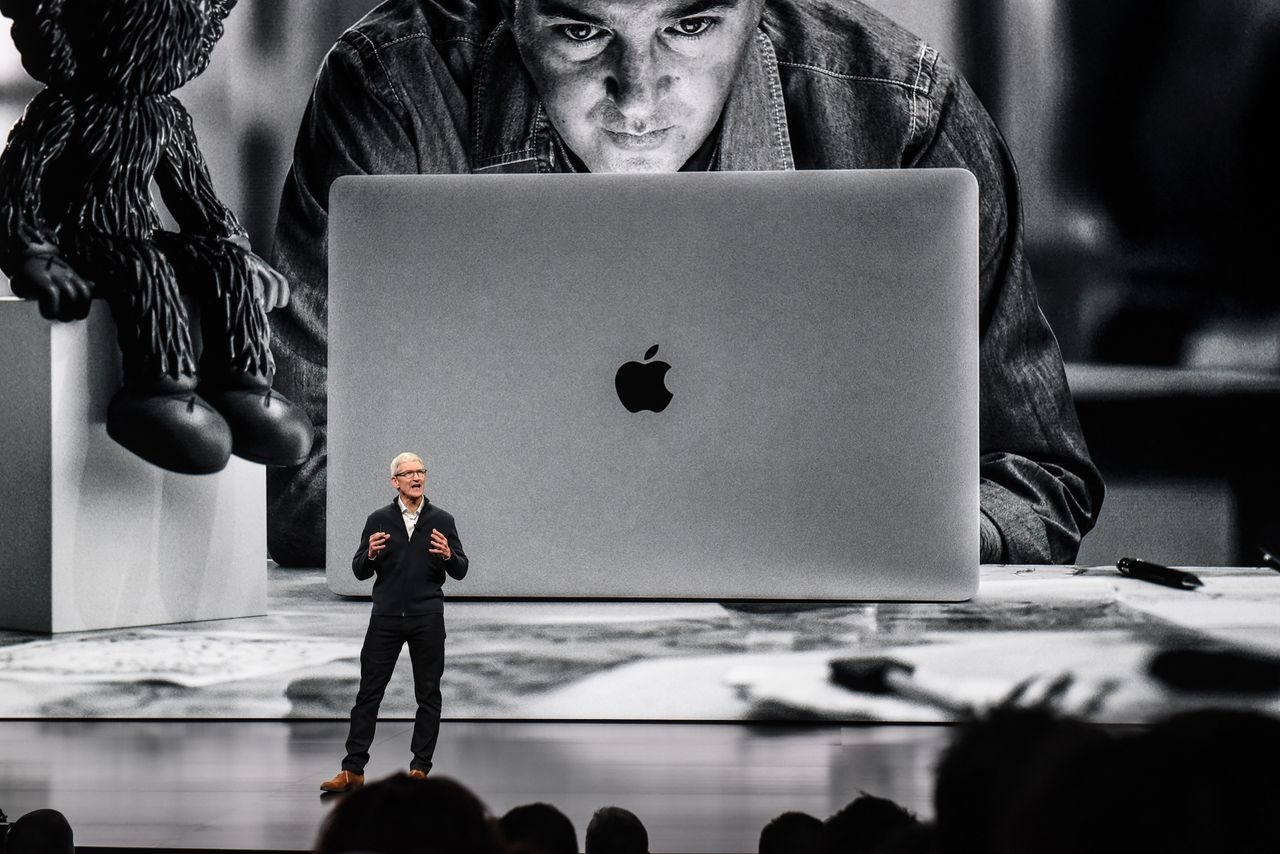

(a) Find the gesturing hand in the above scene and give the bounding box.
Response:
[429,528,452,560]
[367,531,390,560]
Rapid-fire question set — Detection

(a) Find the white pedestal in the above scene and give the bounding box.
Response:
[0,298,266,633]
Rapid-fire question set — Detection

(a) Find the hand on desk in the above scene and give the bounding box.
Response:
[980,513,1004,563]
[9,251,94,322]
[996,672,1120,719]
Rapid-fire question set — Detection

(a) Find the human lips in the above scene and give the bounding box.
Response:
[602,126,674,150]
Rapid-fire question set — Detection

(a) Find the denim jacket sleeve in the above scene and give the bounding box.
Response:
[271,35,424,408]
[911,71,1104,564]
[267,24,479,567]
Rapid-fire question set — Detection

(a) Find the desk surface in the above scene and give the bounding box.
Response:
[0,564,1276,723]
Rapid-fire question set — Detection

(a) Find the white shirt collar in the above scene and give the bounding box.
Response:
[397,495,425,516]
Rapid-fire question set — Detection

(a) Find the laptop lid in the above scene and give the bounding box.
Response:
[326,169,979,601]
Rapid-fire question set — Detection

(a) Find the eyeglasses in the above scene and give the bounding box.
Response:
[394,469,426,479]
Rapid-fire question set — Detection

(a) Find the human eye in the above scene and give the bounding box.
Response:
[668,16,716,38]
[558,22,607,42]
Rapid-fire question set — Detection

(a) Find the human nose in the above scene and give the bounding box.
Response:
[604,41,671,124]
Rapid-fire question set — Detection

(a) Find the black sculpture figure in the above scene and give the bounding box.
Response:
[0,0,313,474]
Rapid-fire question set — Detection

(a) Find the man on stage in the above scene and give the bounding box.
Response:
[320,452,469,792]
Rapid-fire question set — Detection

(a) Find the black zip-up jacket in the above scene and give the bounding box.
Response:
[351,497,468,615]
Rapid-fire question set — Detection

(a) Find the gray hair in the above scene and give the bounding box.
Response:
[390,452,423,477]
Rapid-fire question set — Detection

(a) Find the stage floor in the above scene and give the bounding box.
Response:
[2,565,1278,850]
[0,719,950,852]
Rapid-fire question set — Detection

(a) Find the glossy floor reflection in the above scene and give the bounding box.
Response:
[0,719,950,852]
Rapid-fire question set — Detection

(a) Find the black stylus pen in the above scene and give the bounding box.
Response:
[1117,557,1203,590]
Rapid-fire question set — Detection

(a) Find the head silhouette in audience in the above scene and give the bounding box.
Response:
[822,793,923,854]
[584,806,648,854]
[998,708,1280,854]
[933,705,1112,854]
[315,774,506,854]
[3,809,75,854]
[759,810,823,854]
[499,802,579,854]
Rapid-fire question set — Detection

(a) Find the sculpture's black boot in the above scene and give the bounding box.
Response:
[87,236,233,474]
[199,370,314,466]
[107,374,233,474]
[163,233,315,466]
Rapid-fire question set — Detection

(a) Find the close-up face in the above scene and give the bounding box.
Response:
[510,0,765,172]
[391,458,426,502]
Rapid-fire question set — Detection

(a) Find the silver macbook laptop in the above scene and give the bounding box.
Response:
[326,169,979,601]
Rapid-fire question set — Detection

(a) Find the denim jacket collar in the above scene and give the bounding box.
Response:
[471,23,794,173]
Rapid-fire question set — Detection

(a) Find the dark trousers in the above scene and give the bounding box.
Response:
[342,608,446,774]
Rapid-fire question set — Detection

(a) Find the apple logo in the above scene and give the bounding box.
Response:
[615,344,673,413]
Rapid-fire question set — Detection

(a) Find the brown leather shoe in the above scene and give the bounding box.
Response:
[407,769,427,780]
[320,770,364,792]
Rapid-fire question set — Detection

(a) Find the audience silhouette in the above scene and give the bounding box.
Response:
[1,809,75,854]
[822,793,923,854]
[315,774,506,854]
[758,810,823,854]
[3,708,1276,854]
[990,708,1280,854]
[500,802,579,854]
[933,705,1113,854]
[584,806,649,854]
[286,706,1278,854]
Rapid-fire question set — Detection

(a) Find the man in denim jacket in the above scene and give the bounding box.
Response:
[268,0,1104,567]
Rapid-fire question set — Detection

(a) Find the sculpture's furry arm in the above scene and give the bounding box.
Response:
[155,96,290,308]
[0,89,74,275]
[155,96,247,242]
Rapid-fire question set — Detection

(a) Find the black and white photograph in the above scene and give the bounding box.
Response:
[1,1,1278,852]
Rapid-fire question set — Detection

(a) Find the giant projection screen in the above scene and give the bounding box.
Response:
[0,1,1270,722]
